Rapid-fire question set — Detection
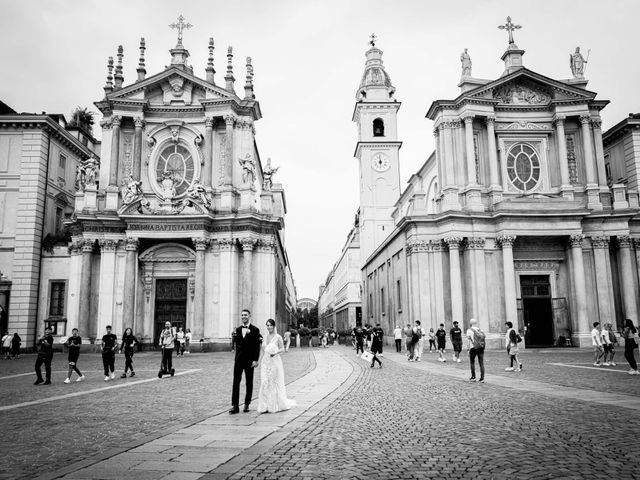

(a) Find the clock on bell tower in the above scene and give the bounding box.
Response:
[353,37,402,262]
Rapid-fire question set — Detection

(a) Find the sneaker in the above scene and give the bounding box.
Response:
[130,371,135,377]
[457,358,461,363]
[593,362,601,367]
[64,378,71,384]
[603,362,610,366]
[379,363,383,368]
[515,368,521,372]
[469,377,476,382]
[104,376,110,381]
[43,380,51,385]
[442,359,446,363]
[628,369,639,375]
[34,379,44,385]
[110,372,115,380]
[505,367,515,371]
[120,373,127,378]
[170,368,175,376]
[519,363,523,370]
[478,378,485,383]
[610,362,617,367]
[452,354,456,361]
[76,376,85,382]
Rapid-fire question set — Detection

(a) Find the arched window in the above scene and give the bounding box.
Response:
[373,118,385,137]
[506,143,541,192]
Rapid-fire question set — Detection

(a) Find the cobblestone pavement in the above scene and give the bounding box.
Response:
[0,350,314,480]
[1,345,639,480]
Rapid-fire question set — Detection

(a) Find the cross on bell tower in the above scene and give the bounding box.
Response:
[498,16,522,45]
[498,15,525,76]
[169,14,193,47]
[167,14,193,73]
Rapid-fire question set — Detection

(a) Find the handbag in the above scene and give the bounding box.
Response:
[361,351,374,363]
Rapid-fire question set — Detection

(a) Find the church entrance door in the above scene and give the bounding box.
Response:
[520,275,554,347]
[154,279,187,344]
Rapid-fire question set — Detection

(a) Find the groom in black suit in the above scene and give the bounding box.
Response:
[230,309,262,414]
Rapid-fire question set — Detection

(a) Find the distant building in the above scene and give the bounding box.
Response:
[297,297,317,312]
[318,219,361,332]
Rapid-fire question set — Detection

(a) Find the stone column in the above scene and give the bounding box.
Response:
[486,116,499,187]
[468,237,488,331]
[618,236,638,323]
[580,114,596,184]
[434,128,443,196]
[442,123,455,187]
[497,235,518,329]
[240,238,255,312]
[591,118,608,188]
[554,115,570,187]
[224,115,235,186]
[444,236,463,326]
[122,238,139,332]
[109,116,122,186]
[133,117,144,180]
[204,117,214,188]
[193,238,209,339]
[463,115,476,185]
[97,239,118,337]
[591,236,614,324]
[78,240,94,340]
[569,234,589,340]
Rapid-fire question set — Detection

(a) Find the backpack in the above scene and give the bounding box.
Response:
[412,328,421,343]
[515,333,522,343]
[472,328,486,349]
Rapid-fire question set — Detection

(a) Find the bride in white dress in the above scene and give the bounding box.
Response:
[257,319,296,413]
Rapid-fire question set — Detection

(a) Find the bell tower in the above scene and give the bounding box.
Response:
[353,36,402,262]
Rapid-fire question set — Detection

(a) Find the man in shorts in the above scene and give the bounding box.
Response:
[591,322,604,367]
[450,321,463,363]
[436,323,447,362]
[64,328,84,383]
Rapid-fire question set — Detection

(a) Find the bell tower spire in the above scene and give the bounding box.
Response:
[353,36,402,262]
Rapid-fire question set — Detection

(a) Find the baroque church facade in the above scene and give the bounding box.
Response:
[355,23,640,348]
[0,22,297,350]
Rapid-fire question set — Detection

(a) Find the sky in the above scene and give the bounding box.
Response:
[2,0,640,300]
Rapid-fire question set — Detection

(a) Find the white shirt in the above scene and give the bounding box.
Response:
[466,327,479,348]
[393,327,402,340]
[601,329,612,345]
[241,323,251,338]
[591,328,602,346]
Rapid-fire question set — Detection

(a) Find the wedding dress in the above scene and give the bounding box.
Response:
[257,334,296,413]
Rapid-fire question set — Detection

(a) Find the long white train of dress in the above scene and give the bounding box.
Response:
[257,335,296,413]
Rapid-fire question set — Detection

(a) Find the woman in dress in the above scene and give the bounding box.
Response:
[257,319,296,413]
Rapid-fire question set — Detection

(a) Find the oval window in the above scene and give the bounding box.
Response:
[155,143,195,196]
[506,143,540,192]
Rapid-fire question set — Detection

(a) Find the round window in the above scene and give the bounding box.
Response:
[506,143,541,192]
[155,143,196,197]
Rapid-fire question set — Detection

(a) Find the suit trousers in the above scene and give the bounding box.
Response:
[232,361,254,407]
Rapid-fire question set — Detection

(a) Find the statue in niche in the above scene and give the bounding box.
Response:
[84,158,98,186]
[460,48,472,77]
[75,164,86,190]
[160,171,176,200]
[570,47,588,78]
[238,153,256,187]
[185,178,211,207]
[262,157,280,191]
[121,174,143,204]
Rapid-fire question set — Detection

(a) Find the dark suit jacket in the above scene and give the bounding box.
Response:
[234,324,262,365]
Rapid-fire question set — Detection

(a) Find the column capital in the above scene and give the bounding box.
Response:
[257,238,277,253]
[111,115,122,128]
[496,235,516,248]
[618,235,632,248]
[217,238,235,251]
[125,237,140,251]
[590,236,609,249]
[590,118,602,129]
[239,237,256,252]
[81,239,96,253]
[100,118,113,130]
[433,127,440,138]
[205,116,215,128]
[444,236,463,249]
[133,117,144,129]
[462,114,474,125]
[553,114,566,125]
[224,114,236,127]
[579,114,591,125]
[68,240,82,255]
[485,115,496,125]
[466,237,486,250]
[633,237,640,249]
[99,239,118,252]
[569,234,585,248]
[193,237,210,251]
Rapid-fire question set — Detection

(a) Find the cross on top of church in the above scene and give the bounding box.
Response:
[498,16,521,45]
[369,33,377,47]
[169,15,193,46]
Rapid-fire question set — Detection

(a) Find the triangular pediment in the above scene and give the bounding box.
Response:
[107,67,235,107]
[465,68,596,105]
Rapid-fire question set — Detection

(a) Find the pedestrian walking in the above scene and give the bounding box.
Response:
[428,328,436,352]
[64,328,84,383]
[504,322,522,372]
[601,323,617,367]
[159,321,176,378]
[372,323,384,356]
[101,325,118,381]
[393,325,402,353]
[185,328,192,354]
[370,324,383,368]
[413,321,423,361]
[450,321,463,362]
[591,322,605,367]
[1,332,10,359]
[466,318,485,383]
[120,327,138,378]
[365,324,373,350]
[230,309,262,414]
[622,319,639,375]
[354,326,365,356]
[176,327,186,356]
[404,324,415,360]
[10,332,21,358]
[283,330,291,352]
[435,323,447,362]
[34,327,54,385]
